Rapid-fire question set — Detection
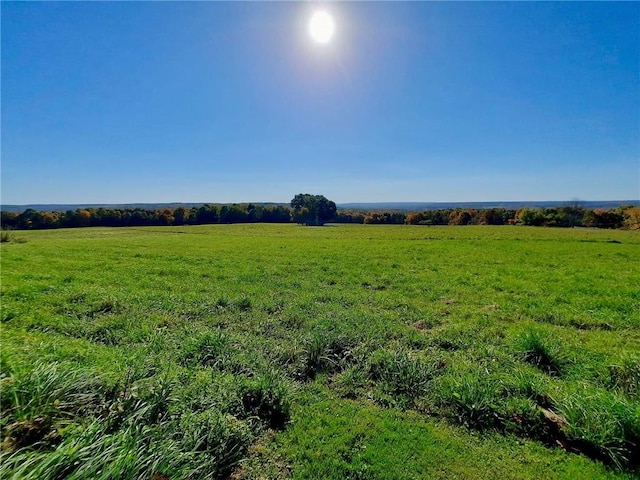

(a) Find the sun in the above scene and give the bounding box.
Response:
[308,11,335,44]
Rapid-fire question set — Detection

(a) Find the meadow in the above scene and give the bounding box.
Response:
[1,224,638,479]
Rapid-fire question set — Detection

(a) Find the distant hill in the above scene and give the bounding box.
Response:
[337,200,639,212]
[0,202,287,213]
[1,200,637,213]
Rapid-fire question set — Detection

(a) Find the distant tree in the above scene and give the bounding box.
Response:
[173,207,187,225]
[219,205,230,224]
[260,205,292,223]
[333,210,366,224]
[158,209,174,226]
[186,207,199,224]
[38,212,60,229]
[363,211,406,224]
[291,206,311,225]
[553,205,585,227]
[583,209,624,229]
[0,211,18,229]
[448,209,475,226]
[246,203,257,222]
[129,209,150,226]
[226,204,249,223]
[14,208,38,229]
[363,212,382,224]
[290,194,337,226]
[476,208,511,225]
[418,210,449,225]
[405,213,420,225]
[623,207,640,230]
[197,204,219,224]
[102,209,122,227]
[517,208,545,226]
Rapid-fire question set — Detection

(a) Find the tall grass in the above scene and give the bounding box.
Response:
[0,358,292,479]
[516,327,568,375]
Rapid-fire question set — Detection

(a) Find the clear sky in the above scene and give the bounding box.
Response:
[2,1,639,204]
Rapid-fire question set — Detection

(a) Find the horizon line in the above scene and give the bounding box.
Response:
[2,199,638,209]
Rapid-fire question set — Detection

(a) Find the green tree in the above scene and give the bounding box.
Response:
[0,211,18,229]
[517,208,545,226]
[173,207,186,225]
[290,194,337,226]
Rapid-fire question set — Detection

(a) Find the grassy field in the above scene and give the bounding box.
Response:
[1,224,638,479]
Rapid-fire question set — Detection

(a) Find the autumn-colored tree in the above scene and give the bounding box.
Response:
[448,209,475,225]
[476,208,515,225]
[158,209,174,226]
[584,209,624,229]
[405,213,420,225]
[623,207,640,230]
[332,210,366,224]
[364,212,405,224]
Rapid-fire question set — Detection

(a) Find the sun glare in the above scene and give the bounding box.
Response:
[309,11,335,44]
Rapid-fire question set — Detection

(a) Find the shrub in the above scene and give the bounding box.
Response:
[0,232,26,243]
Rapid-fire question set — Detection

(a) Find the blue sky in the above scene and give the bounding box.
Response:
[2,1,638,204]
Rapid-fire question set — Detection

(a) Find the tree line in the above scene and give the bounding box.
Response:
[0,204,291,230]
[1,203,638,231]
[365,205,639,229]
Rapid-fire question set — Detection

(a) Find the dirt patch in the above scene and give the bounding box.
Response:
[1,418,61,452]
[412,320,433,331]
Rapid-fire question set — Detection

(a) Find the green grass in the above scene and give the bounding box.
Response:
[1,224,639,478]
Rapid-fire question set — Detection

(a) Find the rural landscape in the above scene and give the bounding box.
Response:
[2,198,640,231]
[2,1,639,479]
[1,207,639,478]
